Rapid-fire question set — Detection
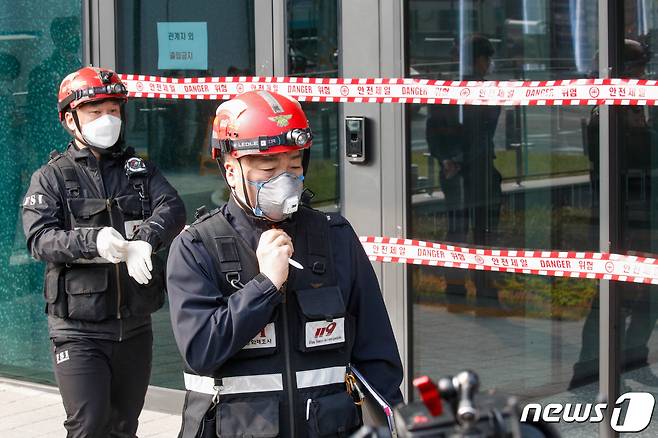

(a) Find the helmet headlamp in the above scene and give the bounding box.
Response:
[288,129,310,147]
[215,127,313,156]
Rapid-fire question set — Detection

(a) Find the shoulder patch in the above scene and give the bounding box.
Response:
[22,193,46,207]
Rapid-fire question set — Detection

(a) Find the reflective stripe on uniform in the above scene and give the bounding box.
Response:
[296,365,347,389]
[184,365,347,395]
[184,372,283,395]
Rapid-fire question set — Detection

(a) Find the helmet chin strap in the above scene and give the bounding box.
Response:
[218,157,270,222]
[236,159,258,215]
[70,111,91,148]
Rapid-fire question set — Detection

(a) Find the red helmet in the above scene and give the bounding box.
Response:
[211,90,312,160]
[57,66,128,121]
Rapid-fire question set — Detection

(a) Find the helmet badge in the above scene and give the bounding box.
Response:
[268,114,293,127]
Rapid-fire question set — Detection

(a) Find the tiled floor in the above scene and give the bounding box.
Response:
[3,301,658,436]
[0,378,182,437]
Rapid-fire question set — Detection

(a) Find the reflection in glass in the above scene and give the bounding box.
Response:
[614,2,658,421]
[426,35,503,312]
[116,0,256,389]
[407,1,599,435]
[572,39,656,394]
[0,1,83,385]
[117,0,256,223]
[27,16,81,174]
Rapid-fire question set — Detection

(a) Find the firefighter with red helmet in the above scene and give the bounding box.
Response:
[21,66,186,437]
[166,90,403,437]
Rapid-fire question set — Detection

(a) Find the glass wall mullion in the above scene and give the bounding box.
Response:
[255,0,274,76]
[82,0,92,65]
[598,0,623,436]
[379,0,408,401]
[272,0,286,76]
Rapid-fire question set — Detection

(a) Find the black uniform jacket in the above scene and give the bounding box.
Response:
[22,142,186,340]
[166,198,404,405]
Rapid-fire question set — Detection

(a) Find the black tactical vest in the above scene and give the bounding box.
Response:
[180,206,361,438]
[43,151,165,322]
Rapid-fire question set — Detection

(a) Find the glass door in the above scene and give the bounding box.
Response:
[406,1,600,436]
[615,3,658,435]
[115,0,259,389]
[114,0,342,390]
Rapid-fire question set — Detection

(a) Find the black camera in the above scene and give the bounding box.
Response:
[351,370,560,438]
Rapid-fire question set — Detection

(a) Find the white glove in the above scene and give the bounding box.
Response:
[96,227,128,264]
[125,241,153,285]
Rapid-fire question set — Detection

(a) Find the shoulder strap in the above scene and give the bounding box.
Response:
[47,151,81,231]
[288,206,336,288]
[188,208,260,291]
[48,151,81,200]
[128,172,151,219]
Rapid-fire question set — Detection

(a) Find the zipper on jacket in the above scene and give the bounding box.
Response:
[280,284,297,437]
[107,198,124,341]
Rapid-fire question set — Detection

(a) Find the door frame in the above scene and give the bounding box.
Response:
[340,0,410,400]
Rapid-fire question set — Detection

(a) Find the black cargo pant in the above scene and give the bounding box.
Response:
[51,330,153,438]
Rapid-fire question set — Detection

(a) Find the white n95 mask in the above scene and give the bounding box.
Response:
[81,114,122,149]
[246,172,304,222]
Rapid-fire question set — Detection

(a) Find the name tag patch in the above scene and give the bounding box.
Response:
[243,323,276,349]
[305,318,345,348]
[56,350,70,364]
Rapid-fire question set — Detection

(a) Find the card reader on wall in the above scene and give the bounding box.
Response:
[345,116,366,163]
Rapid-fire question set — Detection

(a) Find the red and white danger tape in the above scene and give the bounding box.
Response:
[121,74,656,284]
[360,236,658,285]
[120,74,658,106]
